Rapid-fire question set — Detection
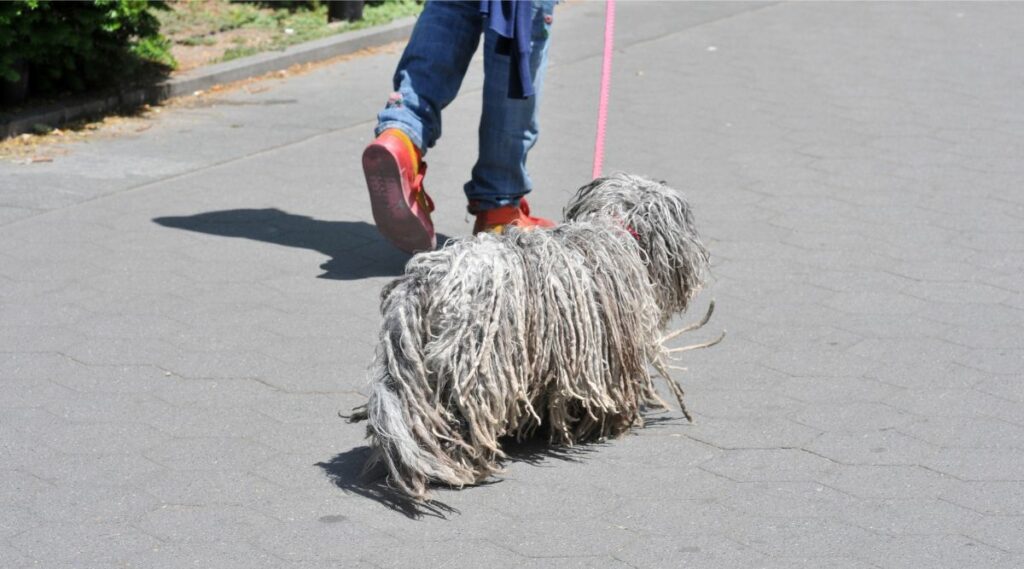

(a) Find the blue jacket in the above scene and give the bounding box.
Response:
[480,0,535,99]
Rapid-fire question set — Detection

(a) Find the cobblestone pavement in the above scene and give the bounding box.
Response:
[2,2,1023,567]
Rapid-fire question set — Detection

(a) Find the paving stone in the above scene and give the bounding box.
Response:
[771,377,901,408]
[1,379,77,410]
[145,469,283,505]
[899,416,1024,450]
[46,362,177,394]
[252,519,394,563]
[685,389,805,419]
[611,533,766,568]
[819,465,961,500]
[588,462,733,503]
[117,541,289,569]
[865,358,984,391]
[144,404,283,439]
[0,433,63,472]
[0,469,51,510]
[0,325,85,353]
[806,429,940,466]
[751,557,880,569]
[25,452,165,489]
[31,484,158,524]
[700,449,839,483]
[7,522,161,564]
[718,481,860,519]
[965,516,1024,555]
[957,349,1024,376]
[144,437,276,472]
[974,375,1024,403]
[844,498,986,536]
[727,518,887,559]
[683,361,791,392]
[149,377,281,408]
[762,350,881,379]
[686,416,822,449]
[789,403,920,432]
[884,387,1024,425]
[856,534,1011,569]
[0,504,39,540]
[596,429,718,468]
[493,519,636,558]
[135,503,280,545]
[41,421,168,455]
[939,324,1024,350]
[249,452,334,491]
[922,448,1024,481]
[0,542,32,567]
[252,392,362,424]
[372,539,523,569]
[248,420,348,455]
[0,352,82,381]
[939,481,1024,516]
[42,391,175,424]
[517,556,635,569]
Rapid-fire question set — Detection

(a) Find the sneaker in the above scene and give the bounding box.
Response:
[362,129,436,253]
[472,198,556,235]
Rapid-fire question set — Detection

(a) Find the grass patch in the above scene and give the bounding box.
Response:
[156,0,422,70]
[221,45,262,62]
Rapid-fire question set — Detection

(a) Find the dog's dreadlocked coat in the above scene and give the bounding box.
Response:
[351,173,716,499]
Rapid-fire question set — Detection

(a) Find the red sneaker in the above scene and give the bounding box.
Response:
[472,198,555,235]
[362,129,436,253]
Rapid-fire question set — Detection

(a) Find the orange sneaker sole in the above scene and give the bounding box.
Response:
[362,142,435,254]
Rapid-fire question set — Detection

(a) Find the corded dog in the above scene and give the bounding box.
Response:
[349,173,721,500]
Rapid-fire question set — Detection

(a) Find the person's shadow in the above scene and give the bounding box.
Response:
[153,208,450,280]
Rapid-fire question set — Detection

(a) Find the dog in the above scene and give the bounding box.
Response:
[349,173,719,500]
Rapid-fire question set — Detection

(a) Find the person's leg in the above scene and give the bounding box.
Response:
[364,1,483,253]
[376,0,484,152]
[466,0,556,213]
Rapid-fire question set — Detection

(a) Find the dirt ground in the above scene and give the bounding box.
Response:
[171,27,276,72]
[158,0,419,72]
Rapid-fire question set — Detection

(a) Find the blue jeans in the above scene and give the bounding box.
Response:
[376,0,555,211]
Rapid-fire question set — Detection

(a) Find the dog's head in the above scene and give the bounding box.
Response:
[563,173,710,322]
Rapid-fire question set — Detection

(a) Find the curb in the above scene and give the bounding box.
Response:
[0,16,416,140]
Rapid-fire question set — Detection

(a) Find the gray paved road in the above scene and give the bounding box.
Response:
[2,2,1023,567]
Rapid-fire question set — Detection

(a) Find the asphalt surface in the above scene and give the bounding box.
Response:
[2,2,1023,567]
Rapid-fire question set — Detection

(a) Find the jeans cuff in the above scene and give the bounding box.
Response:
[464,189,528,213]
[374,121,425,154]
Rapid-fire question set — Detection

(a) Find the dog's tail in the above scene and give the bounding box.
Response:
[353,274,464,500]
[356,237,536,500]
[359,268,490,499]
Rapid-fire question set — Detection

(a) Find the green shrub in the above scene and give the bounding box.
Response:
[0,0,176,97]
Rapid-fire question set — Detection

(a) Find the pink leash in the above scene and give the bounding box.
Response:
[591,0,616,179]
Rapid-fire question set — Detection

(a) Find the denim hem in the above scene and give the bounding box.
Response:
[464,185,530,212]
[374,121,424,155]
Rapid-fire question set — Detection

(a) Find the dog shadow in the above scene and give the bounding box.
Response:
[314,446,458,519]
[316,435,607,520]
[153,208,450,280]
